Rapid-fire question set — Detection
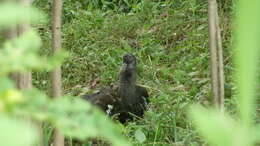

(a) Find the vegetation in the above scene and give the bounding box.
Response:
[0,2,129,146]
[2,0,260,146]
[32,0,234,145]
[189,0,260,145]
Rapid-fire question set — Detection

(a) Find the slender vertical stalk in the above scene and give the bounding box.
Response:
[215,6,224,110]
[51,0,64,145]
[17,0,32,90]
[5,27,20,83]
[16,0,44,146]
[208,0,225,110]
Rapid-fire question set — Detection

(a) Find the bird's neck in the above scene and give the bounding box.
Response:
[118,74,136,98]
[119,63,137,84]
[118,62,137,98]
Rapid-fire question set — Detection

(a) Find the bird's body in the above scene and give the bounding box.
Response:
[82,54,149,123]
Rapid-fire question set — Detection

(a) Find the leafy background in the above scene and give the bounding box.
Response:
[2,0,258,146]
[32,0,236,145]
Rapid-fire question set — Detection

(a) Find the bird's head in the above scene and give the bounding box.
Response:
[119,53,137,84]
[123,53,136,65]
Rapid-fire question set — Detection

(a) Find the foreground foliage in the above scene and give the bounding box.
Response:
[0,2,130,146]
[189,0,260,146]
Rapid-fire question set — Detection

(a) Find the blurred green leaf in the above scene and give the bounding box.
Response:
[0,2,46,28]
[0,77,15,93]
[189,105,234,146]
[0,115,37,146]
[189,105,253,146]
[16,89,131,146]
[0,30,67,75]
[189,0,260,145]
[46,50,69,70]
[234,0,260,125]
[0,30,42,74]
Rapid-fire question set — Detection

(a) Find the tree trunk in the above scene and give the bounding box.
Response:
[5,27,20,83]
[208,0,225,110]
[51,0,64,145]
[17,0,32,90]
[17,1,44,146]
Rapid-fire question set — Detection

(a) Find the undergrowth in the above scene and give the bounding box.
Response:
[33,0,233,145]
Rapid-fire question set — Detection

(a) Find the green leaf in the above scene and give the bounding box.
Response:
[0,2,46,28]
[46,50,69,70]
[0,115,36,146]
[134,129,146,143]
[17,89,131,146]
[0,30,42,74]
[0,30,67,75]
[234,0,260,126]
[0,77,15,93]
[188,105,235,146]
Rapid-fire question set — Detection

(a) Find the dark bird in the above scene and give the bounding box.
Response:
[82,53,149,123]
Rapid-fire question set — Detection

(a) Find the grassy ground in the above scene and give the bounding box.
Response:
[33,0,234,145]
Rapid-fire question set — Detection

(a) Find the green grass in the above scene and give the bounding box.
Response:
[33,0,234,145]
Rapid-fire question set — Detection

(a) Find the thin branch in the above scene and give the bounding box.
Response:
[208,0,225,110]
[51,0,64,145]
